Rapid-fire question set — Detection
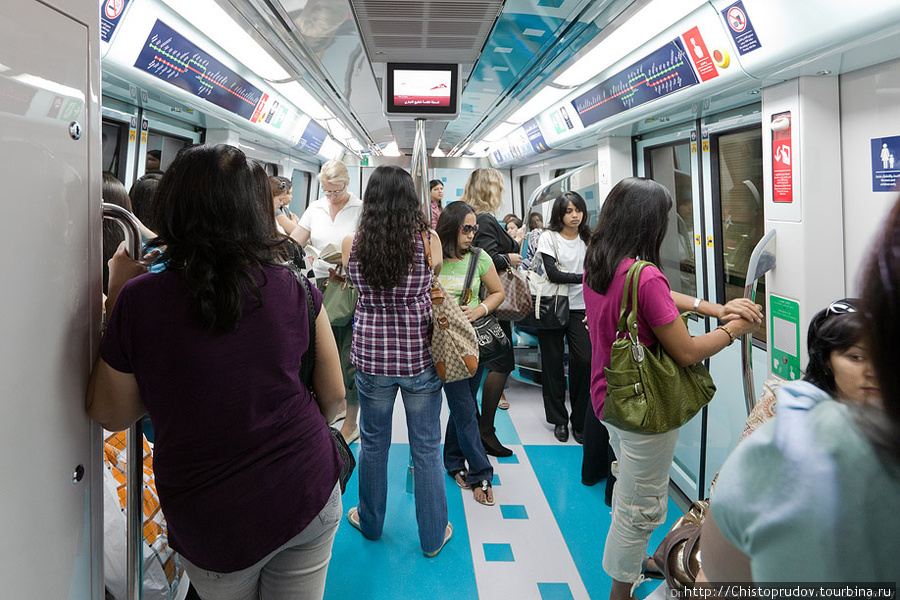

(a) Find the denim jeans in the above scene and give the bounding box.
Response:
[602,423,679,584]
[443,365,493,486]
[355,366,448,554]
[181,482,342,600]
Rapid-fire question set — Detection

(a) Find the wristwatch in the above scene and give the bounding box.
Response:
[693,297,702,313]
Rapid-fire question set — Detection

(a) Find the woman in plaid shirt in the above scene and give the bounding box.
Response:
[341,165,453,558]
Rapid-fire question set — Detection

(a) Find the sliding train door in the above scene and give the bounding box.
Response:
[635,125,708,499]
[636,107,769,500]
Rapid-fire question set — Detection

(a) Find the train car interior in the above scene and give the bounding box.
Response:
[3,0,900,597]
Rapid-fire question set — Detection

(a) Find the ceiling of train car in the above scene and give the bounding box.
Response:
[223,0,638,156]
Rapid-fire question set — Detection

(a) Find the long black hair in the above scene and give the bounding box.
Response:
[803,299,865,395]
[584,177,672,294]
[547,191,591,243]
[860,194,900,461]
[437,201,476,259]
[149,144,286,333]
[354,165,429,289]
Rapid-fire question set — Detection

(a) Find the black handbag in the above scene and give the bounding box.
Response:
[294,268,356,494]
[462,248,510,362]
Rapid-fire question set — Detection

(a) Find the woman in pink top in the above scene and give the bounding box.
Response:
[582,177,761,599]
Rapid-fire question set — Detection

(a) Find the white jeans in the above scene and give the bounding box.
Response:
[602,423,679,584]
[182,482,342,600]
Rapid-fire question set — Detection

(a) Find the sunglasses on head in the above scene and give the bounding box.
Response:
[825,299,857,318]
[460,224,479,234]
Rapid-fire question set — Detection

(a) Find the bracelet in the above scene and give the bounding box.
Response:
[693,297,702,313]
[716,324,736,346]
[478,303,488,317]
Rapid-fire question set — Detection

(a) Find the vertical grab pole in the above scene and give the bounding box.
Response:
[408,118,430,494]
[741,229,776,416]
[102,203,144,600]
[411,118,431,226]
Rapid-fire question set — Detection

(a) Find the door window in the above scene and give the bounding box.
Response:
[647,143,697,297]
[714,127,766,343]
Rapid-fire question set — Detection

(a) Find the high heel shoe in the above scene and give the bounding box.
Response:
[480,429,512,458]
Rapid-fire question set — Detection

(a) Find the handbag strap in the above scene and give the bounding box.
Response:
[616,260,652,337]
[460,247,482,306]
[296,271,316,389]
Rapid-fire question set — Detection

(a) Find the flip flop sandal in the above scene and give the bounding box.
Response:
[498,399,510,410]
[453,470,468,489]
[473,480,495,506]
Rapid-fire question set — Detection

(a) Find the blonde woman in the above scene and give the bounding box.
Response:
[294,160,363,443]
[463,168,520,458]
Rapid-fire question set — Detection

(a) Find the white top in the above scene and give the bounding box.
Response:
[537,230,586,310]
[298,194,363,278]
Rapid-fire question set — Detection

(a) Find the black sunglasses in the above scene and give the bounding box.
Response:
[460,224,479,234]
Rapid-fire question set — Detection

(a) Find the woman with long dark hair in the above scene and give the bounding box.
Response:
[702,197,900,582]
[435,201,505,505]
[464,167,519,457]
[583,177,760,599]
[87,144,346,599]
[536,191,592,444]
[341,165,453,557]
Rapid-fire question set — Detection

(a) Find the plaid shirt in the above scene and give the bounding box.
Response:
[348,234,433,376]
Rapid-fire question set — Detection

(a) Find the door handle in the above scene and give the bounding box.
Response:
[741,228,776,417]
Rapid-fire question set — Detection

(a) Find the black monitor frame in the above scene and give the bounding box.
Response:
[383,62,461,119]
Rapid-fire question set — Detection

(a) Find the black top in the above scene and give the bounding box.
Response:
[474,212,519,272]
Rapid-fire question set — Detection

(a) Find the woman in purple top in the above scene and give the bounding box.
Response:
[87,144,346,600]
[340,165,453,557]
[582,177,761,599]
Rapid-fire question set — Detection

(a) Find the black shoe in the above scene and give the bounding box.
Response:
[573,428,584,445]
[481,430,513,458]
[554,424,569,443]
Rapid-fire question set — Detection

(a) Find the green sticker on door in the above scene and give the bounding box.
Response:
[769,294,800,380]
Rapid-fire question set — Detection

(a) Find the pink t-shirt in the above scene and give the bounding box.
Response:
[584,258,680,418]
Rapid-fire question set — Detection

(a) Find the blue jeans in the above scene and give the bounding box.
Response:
[443,365,493,486]
[355,366,448,554]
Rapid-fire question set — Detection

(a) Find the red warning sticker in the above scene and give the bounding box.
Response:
[682,27,719,82]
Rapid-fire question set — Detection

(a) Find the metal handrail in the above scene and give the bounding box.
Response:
[741,228,776,416]
[102,202,144,600]
[411,118,430,223]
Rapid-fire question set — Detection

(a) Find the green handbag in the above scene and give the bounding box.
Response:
[322,264,358,327]
[603,261,716,434]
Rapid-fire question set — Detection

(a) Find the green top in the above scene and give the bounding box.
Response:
[437,248,492,308]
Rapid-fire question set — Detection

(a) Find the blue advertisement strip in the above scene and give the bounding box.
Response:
[871,135,900,192]
[296,120,327,154]
[100,0,132,44]
[524,119,549,154]
[572,39,699,128]
[134,20,264,121]
[721,0,761,55]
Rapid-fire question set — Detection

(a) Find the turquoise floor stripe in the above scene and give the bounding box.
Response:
[325,443,476,600]
[526,444,680,600]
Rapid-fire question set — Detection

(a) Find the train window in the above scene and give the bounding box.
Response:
[523,163,599,232]
[146,133,191,173]
[291,170,312,211]
[713,127,766,344]
[647,142,697,298]
[102,120,128,180]
[519,174,541,222]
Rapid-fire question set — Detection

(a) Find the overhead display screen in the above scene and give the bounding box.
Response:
[572,39,699,128]
[134,20,264,121]
[384,63,460,118]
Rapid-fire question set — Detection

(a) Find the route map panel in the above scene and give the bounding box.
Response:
[134,20,263,121]
[572,39,699,128]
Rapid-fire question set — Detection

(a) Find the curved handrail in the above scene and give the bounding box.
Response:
[524,161,598,220]
[741,228,776,416]
[101,202,144,600]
